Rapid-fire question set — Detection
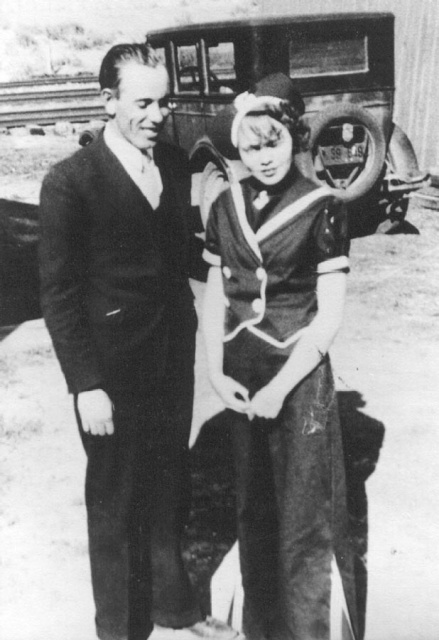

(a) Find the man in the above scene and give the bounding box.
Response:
[39,43,236,640]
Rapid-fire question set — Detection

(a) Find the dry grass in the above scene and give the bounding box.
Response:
[0,0,261,81]
[0,130,80,181]
[0,24,112,80]
[0,343,54,440]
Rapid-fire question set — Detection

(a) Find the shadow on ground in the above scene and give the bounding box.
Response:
[338,390,385,639]
[186,391,385,632]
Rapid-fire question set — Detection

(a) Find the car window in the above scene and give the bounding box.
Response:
[153,47,166,65]
[289,34,367,77]
[176,44,200,93]
[207,41,236,94]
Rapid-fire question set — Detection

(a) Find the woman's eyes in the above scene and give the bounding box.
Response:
[252,141,278,151]
[241,139,280,153]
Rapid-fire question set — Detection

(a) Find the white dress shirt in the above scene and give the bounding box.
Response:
[104,122,163,210]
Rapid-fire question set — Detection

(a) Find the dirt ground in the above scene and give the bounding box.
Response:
[1,131,439,640]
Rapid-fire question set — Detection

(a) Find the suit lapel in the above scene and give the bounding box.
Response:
[93,132,154,218]
[152,143,173,204]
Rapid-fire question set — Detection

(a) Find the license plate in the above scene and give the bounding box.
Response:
[318,143,366,166]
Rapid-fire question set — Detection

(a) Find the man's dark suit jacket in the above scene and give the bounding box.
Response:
[39,132,197,397]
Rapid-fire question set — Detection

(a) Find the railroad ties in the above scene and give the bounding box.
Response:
[0,75,106,129]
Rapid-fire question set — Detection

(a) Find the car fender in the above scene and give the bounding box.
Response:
[190,137,248,227]
[386,123,425,182]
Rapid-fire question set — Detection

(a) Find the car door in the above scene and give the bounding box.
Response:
[163,39,207,152]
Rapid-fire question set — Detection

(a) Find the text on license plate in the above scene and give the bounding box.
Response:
[319,143,366,166]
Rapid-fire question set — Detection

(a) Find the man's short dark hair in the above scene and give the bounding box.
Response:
[99,43,163,92]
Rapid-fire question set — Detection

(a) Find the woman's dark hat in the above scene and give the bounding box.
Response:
[210,73,304,158]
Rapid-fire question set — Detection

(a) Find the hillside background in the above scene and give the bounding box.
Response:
[0,0,260,80]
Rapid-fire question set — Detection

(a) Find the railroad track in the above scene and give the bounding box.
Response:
[0,75,98,90]
[0,76,106,128]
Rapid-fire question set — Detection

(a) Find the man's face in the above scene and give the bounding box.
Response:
[104,62,170,150]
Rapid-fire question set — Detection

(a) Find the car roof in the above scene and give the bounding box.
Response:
[146,12,394,41]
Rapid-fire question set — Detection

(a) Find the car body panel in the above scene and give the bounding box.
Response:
[0,12,428,326]
[147,11,426,235]
[149,12,396,150]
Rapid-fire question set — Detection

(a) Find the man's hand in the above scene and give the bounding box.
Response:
[210,373,251,414]
[248,383,286,421]
[77,389,114,436]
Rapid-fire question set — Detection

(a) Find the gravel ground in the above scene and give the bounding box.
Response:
[1,130,439,640]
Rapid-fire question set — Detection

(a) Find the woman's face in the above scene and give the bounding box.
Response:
[237,115,293,186]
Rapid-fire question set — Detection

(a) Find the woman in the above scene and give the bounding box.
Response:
[202,73,358,640]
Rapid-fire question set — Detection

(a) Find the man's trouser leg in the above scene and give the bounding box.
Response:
[76,392,200,640]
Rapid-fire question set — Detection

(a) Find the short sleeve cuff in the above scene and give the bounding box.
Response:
[317,255,349,274]
[202,248,221,267]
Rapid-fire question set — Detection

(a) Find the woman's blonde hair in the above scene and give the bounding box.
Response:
[238,102,310,153]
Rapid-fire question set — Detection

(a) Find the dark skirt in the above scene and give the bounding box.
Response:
[224,329,358,640]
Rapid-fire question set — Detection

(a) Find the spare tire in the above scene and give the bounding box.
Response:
[309,104,387,203]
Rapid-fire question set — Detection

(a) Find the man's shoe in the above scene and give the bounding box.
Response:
[183,616,244,640]
[149,617,244,640]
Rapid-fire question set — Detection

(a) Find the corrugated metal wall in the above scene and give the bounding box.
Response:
[261,0,439,171]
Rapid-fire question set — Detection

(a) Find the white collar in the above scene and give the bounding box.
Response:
[104,121,153,173]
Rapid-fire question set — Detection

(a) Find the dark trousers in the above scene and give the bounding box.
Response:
[75,320,201,640]
[225,331,358,640]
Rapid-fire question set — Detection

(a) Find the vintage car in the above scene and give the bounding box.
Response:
[146,12,427,235]
[0,12,429,327]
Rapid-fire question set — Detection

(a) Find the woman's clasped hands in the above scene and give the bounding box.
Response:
[210,372,286,421]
